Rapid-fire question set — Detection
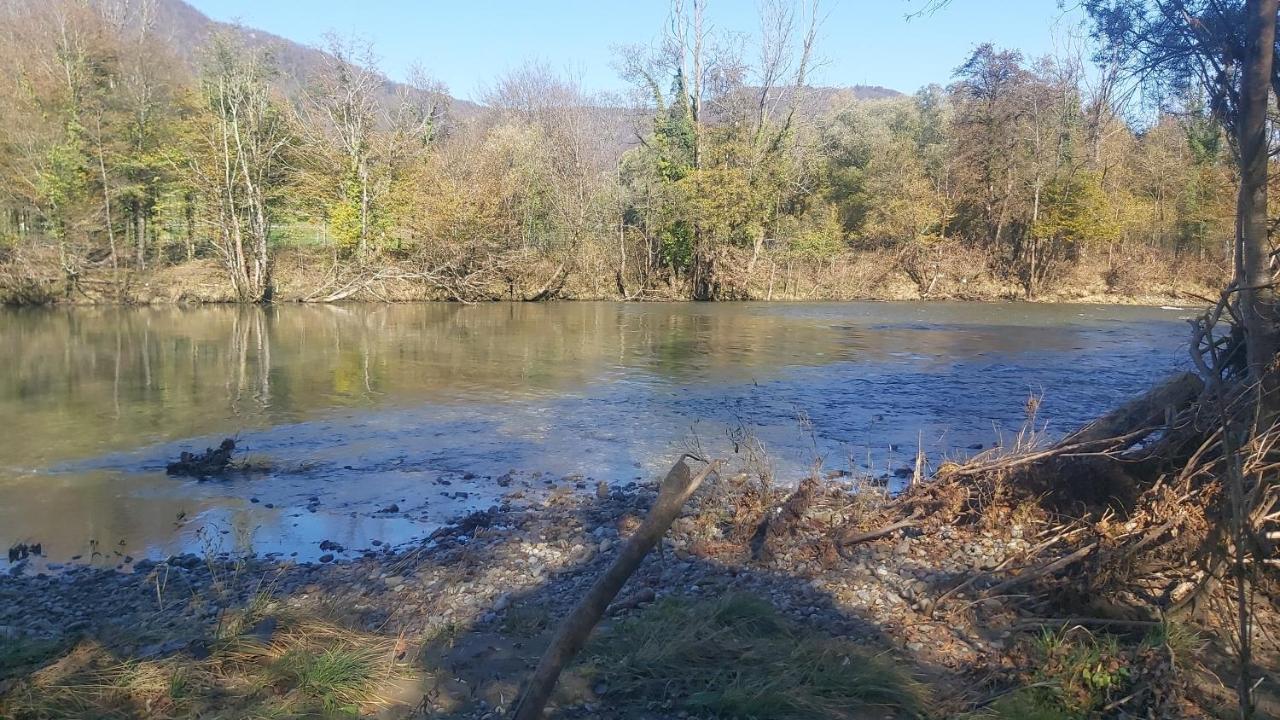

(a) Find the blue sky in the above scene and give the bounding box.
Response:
[185,0,1089,101]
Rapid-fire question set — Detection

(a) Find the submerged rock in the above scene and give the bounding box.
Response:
[166,439,237,478]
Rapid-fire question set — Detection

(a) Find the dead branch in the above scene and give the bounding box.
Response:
[980,542,1099,598]
[836,509,922,550]
[511,455,722,720]
[1012,617,1164,630]
[523,261,570,301]
[951,426,1154,477]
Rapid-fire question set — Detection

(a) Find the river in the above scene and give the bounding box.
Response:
[0,301,1195,570]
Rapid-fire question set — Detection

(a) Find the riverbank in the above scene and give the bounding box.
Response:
[1,245,1225,306]
[1,460,1264,719]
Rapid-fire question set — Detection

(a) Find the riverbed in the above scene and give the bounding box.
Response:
[0,301,1195,570]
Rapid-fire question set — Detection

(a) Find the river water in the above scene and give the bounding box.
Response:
[0,301,1195,569]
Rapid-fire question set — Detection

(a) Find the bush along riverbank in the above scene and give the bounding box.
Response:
[1,244,1226,307]
[2,379,1275,720]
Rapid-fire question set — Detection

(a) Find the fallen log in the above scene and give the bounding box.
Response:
[523,262,569,302]
[510,455,722,720]
[1056,371,1203,450]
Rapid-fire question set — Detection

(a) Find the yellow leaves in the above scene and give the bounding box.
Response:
[1034,171,1121,250]
[788,204,846,259]
[858,142,944,245]
[682,165,759,240]
[387,152,512,252]
[326,196,362,252]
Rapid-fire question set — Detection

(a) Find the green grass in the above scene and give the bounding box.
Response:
[975,627,1146,720]
[0,637,66,680]
[269,645,385,713]
[967,622,1207,720]
[582,593,927,719]
[268,222,331,249]
[0,611,410,720]
[979,688,1081,720]
[1034,628,1131,712]
[1142,620,1205,670]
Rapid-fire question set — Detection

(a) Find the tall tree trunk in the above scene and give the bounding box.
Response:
[359,162,370,258]
[692,0,703,170]
[135,210,147,271]
[1233,8,1278,715]
[1237,0,1279,394]
[1027,179,1042,299]
[94,115,118,273]
[185,193,195,262]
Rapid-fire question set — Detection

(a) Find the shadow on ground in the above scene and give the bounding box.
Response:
[1,470,1275,719]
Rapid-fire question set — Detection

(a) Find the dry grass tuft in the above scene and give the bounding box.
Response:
[1,609,415,719]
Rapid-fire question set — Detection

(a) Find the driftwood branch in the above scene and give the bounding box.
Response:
[953,372,1204,477]
[523,262,569,302]
[836,509,922,551]
[510,455,722,720]
[1057,371,1203,449]
[980,542,1099,598]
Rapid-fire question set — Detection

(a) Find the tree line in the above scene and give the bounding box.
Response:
[0,0,1241,303]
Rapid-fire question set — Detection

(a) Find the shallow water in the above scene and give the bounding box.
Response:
[0,301,1195,569]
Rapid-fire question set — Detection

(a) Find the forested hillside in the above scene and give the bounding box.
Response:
[0,0,1237,304]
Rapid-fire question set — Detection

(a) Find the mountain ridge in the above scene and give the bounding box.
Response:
[149,0,901,121]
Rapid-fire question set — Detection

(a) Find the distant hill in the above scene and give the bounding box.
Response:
[799,85,906,105]
[145,0,483,119]
[725,85,906,122]
[142,1,900,137]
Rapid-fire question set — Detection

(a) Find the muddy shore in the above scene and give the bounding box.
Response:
[1,469,1033,718]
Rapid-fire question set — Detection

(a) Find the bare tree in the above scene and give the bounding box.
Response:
[753,0,820,144]
[485,62,616,255]
[189,33,292,302]
[746,0,821,271]
[300,33,383,258]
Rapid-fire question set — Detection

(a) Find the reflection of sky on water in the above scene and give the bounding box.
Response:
[188,506,429,560]
[0,302,1195,567]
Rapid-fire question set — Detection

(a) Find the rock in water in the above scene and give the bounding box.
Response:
[7,542,39,563]
[166,439,237,478]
